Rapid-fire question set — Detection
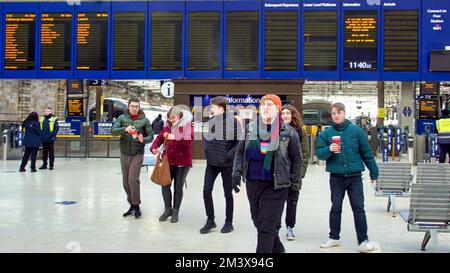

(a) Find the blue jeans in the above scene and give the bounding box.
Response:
[329,174,368,245]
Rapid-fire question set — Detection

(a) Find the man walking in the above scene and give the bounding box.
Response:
[152,114,164,134]
[112,97,154,218]
[39,107,59,170]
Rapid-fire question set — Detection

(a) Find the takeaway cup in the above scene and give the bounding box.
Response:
[332,136,341,153]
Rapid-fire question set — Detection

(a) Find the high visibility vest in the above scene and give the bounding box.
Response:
[437,117,450,134]
[40,116,57,132]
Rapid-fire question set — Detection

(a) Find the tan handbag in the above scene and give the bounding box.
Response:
[151,140,172,186]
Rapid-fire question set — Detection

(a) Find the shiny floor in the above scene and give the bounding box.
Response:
[1,158,449,253]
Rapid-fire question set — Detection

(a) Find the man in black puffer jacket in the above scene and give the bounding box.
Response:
[200,96,242,234]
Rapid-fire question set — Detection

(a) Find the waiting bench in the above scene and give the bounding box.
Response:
[416,163,450,184]
[375,162,413,217]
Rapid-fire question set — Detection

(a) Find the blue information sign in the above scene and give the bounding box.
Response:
[57,121,81,138]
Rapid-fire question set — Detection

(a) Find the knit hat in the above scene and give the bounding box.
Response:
[260,94,282,113]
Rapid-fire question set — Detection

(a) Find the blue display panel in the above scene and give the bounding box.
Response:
[38,2,75,79]
[421,0,450,81]
[262,0,301,79]
[0,3,3,79]
[302,0,340,80]
[381,0,421,81]
[341,0,381,81]
[74,2,111,79]
[185,0,223,79]
[2,2,38,79]
[149,1,185,79]
[110,2,148,79]
[223,0,262,79]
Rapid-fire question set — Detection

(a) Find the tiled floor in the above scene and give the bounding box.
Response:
[0,159,449,253]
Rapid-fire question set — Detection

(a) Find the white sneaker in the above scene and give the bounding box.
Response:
[286,227,295,241]
[320,239,341,248]
[358,240,376,253]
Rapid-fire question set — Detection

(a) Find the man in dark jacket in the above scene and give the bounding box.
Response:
[200,96,242,234]
[152,114,164,134]
[232,94,302,253]
[316,102,379,253]
[39,107,59,170]
[111,97,154,219]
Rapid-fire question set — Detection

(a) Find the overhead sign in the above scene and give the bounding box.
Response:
[161,81,175,98]
[403,106,412,117]
[88,80,108,86]
[67,80,84,95]
[420,81,440,95]
[67,98,84,117]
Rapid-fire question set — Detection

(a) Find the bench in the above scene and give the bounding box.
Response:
[375,162,413,217]
[404,183,450,252]
[416,163,450,184]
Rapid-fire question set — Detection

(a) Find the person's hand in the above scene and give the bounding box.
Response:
[370,180,376,184]
[167,133,175,140]
[329,143,339,153]
[291,183,300,191]
[138,133,144,143]
[232,176,241,193]
[125,126,135,133]
[151,148,159,155]
[163,132,169,138]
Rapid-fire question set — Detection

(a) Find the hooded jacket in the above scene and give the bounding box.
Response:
[111,110,154,156]
[23,121,41,148]
[150,109,194,167]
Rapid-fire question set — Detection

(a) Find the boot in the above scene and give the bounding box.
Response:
[39,165,47,170]
[134,206,142,219]
[123,205,135,217]
[19,168,26,172]
[221,221,234,234]
[170,209,179,223]
[159,208,172,222]
[200,218,217,234]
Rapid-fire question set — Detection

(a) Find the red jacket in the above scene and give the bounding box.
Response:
[150,110,194,167]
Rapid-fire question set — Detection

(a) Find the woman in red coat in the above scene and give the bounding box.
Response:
[150,106,194,223]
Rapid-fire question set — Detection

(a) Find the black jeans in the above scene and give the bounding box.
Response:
[42,142,55,167]
[162,166,191,210]
[329,174,368,245]
[246,180,289,253]
[20,147,39,170]
[203,165,234,223]
[439,144,450,163]
[285,189,300,228]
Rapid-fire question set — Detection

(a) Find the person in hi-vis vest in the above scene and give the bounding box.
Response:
[437,109,450,163]
[39,107,59,170]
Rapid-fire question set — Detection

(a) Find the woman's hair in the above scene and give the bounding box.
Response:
[166,106,184,125]
[282,104,303,129]
[23,112,39,127]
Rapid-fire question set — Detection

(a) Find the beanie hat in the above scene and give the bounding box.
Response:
[261,94,282,113]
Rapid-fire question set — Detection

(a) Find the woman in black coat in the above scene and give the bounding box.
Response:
[19,112,41,172]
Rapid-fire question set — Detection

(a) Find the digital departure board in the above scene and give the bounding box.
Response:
[384,10,418,72]
[151,12,182,71]
[4,13,36,70]
[76,12,108,70]
[419,99,439,119]
[40,13,72,70]
[188,12,220,71]
[113,12,145,70]
[304,10,338,71]
[344,11,378,71]
[226,11,259,71]
[264,11,298,71]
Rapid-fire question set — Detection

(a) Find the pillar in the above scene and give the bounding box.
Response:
[399,82,415,132]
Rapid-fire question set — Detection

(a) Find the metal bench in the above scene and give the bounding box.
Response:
[416,163,450,184]
[375,162,413,217]
[404,183,450,252]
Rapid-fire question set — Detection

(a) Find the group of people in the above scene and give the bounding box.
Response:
[113,94,380,253]
[19,107,59,173]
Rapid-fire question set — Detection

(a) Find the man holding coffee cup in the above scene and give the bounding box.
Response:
[316,102,379,253]
[112,97,154,219]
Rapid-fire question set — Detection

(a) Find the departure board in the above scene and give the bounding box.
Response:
[344,11,378,71]
[188,12,220,71]
[76,12,108,70]
[113,12,145,70]
[265,11,298,71]
[419,99,439,119]
[40,13,72,70]
[226,11,259,71]
[4,13,36,70]
[384,10,418,72]
[151,12,182,70]
[304,10,337,71]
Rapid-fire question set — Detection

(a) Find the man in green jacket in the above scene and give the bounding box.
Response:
[112,97,154,219]
[316,102,379,253]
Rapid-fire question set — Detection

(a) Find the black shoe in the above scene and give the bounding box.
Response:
[221,222,234,233]
[200,218,217,234]
[134,206,142,219]
[170,209,179,223]
[123,205,135,217]
[159,208,172,222]
[39,165,47,170]
[49,166,54,170]
[31,169,37,173]
[19,168,26,172]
